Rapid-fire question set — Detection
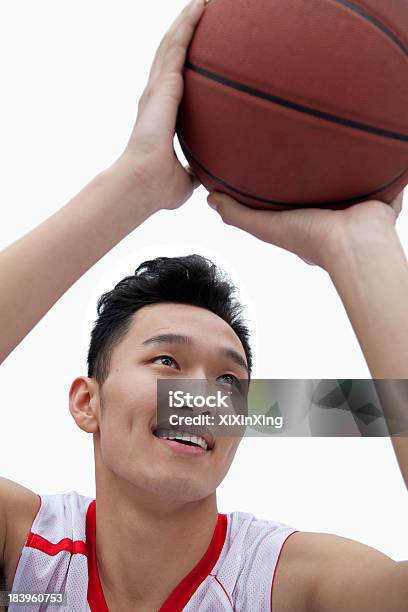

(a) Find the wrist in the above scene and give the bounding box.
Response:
[322,219,401,276]
[103,155,163,220]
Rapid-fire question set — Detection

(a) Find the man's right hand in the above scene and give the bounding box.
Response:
[117,0,206,213]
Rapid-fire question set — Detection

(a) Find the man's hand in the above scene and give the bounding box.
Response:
[207,190,405,270]
[118,0,205,212]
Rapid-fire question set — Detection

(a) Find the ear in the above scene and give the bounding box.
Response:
[69,376,100,433]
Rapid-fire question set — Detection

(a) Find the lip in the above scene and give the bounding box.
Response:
[153,436,209,457]
[152,422,215,450]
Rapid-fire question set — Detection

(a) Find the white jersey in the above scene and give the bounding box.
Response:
[11,491,299,611]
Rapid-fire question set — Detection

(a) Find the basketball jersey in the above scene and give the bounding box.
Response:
[10,491,299,611]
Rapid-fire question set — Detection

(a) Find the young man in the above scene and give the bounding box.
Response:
[0,0,407,610]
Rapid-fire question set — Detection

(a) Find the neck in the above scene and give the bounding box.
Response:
[94,469,219,610]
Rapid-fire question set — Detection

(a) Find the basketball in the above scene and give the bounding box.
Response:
[176,0,408,210]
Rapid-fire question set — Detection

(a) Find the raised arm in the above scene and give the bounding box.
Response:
[0,0,205,366]
[208,191,408,611]
[324,204,408,486]
[206,189,408,484]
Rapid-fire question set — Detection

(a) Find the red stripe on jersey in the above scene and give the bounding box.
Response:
[25,494,86,558]
[270,530,300,611]
[211,573,233,608]
[159,513,228,612]
[26,532,87,556]
[86,500,109,612]
[85,498,228,612]
[25,495,88,556]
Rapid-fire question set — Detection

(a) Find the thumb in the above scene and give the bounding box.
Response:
[185,165,201,190]
[390,189,404,217]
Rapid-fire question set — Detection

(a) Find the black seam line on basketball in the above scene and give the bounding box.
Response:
[333,0,408,59]
[178,135,408,207]
[185,62,408,144]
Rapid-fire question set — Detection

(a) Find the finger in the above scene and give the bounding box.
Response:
[135,77,184,142]
[299,256,317,267]
[165,0,205,49]
[149,0,205,81]
[137,0,205,138]
[389,190,404,217]
[207,192,294,249]
[185,164,201,190]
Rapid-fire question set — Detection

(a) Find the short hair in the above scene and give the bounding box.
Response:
[87,254,252,385]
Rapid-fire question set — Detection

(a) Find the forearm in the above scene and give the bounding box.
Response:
[325,225,408,486]
[326,225,408,378]
[0,160,157,364]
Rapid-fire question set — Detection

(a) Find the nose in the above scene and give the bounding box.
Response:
[187,378,219,418]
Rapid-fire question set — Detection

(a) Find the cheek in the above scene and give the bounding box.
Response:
[213,437,240,475]
[97,376,159,466]
[101,370,158,427]
[97,396,156,482]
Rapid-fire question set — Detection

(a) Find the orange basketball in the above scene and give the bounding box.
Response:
[176,0,408,210]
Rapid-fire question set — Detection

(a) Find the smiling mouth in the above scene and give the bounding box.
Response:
[153,428,213,451]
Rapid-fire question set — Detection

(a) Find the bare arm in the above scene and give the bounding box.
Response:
[325,218,408,486]
[325,217,408,379]
[315,534,408,612]
[0,0,205,366]
[0,164,154,365]
[206,191,408,486]
[273,531,408,612]
[0,479,40,594]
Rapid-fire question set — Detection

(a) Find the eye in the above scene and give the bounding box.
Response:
[217,373,240,388]
[153,355,179,369]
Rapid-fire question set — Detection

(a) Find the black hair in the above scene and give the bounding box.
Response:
[87,254,252,385]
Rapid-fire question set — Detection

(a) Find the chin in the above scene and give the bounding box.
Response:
[140,472,215,503]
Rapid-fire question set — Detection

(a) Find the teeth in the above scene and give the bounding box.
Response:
[155,429,208,451]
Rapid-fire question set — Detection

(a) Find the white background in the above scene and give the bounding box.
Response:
[0,0,407,561]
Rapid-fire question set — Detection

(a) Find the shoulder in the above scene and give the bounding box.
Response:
[272,530,404,612]
[0,478,41,590]
[1,482,93,591]
[25,490,94,546]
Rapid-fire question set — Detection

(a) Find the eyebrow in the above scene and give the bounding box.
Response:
[142,333,192,346]
[221,348,249,375]
[141,333,249,376]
